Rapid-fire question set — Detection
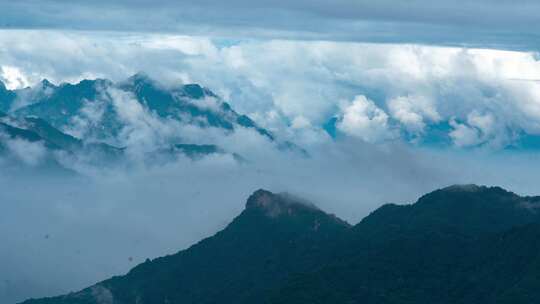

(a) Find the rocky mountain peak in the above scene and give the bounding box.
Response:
[245,189,323,219]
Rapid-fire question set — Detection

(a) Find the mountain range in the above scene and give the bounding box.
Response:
[20,185,540,304]
[0,74,301,170]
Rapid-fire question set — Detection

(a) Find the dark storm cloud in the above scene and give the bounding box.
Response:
[1,0,540,49]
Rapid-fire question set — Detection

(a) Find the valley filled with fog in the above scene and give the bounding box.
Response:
[2,108,540,302]
[2,28,540,303]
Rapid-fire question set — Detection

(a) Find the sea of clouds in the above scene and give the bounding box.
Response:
[1,31,540,149]
[2,31,540,303]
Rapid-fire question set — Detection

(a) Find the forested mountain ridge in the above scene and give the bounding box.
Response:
[21,185,540,304]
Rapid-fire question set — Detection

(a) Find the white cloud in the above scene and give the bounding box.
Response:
[1,66,29,90]
[387,95,440,134]
[107,88,179,157]
[337,95,393,143]
[221,45,247,69]
[4,137,47,166]
[64,98,107,140]
[2,31,540,149]
[449,111,513,148]
[468,111,496,137]
[136,35,218,57]
[286,116,330,145]
[195,96,225,113]
[291,116,311,129]
[449,119,482,147]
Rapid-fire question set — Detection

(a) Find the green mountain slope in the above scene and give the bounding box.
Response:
[271,185,540,304]
[22,190,349,304]
[20,185,540,304]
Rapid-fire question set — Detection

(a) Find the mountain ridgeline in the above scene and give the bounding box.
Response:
[22,185,540,304]
[0,74,303,169]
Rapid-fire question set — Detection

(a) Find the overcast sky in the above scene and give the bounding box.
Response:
[1,0,540,49]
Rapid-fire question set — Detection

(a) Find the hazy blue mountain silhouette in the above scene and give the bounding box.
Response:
[1,76,298,163]
[0,81,16,112]
[4,75,275,143]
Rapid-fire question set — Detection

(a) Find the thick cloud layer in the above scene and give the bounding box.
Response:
[2,31,540,149]
[1,1,540,49]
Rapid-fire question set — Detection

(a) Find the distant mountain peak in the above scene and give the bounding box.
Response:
[126,73,213,99]
[40,79,56,88]
[126,72,155,86]
[246,189,320,218]
[2,73,303,163]
[181,83,210,99]
[443,184,483,192]
[130,71,151,80]
[246,189,277,208]
[433,184,517,199]
[76,78,111,87]
[354,184,539,240]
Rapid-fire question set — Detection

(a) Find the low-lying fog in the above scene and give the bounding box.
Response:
[2,135,540,303]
